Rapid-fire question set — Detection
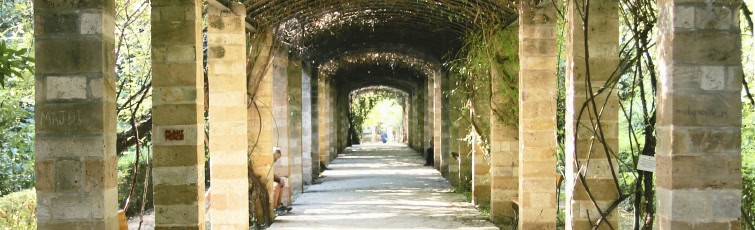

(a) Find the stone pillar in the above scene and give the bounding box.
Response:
[318,74,332,167]
[330,80,338,159]
[412,88,425,152]
[490,73,519,226]
[207,3,249,229]
[472,131,491,206]
[248,30,276,224]
[656,0,743,228]
[459,116,474,191]
[33,0,118,228]
[151,0,206,228]
[272,45,292,206]
[425,76,434,163]
[518,1,559,228]
[564,0,620,228]
[287,55,304,195]
[301,62,314,184]
[436,72,451,177]
[433,72,443,169]
[447,92,462,187]
[310,67,321,177]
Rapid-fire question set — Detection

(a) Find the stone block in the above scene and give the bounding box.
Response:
[84,156,118,192]
[572,178,619,201]
[152,104,202,126]
[35,13,79,35]
[56,160,83,192]
[694,5,736,30]
[51,194,95,219]
[210,164,247,180]
[153,145,203,167]
[36,160,56,192]
[153,184,201,206]
[80,12,103,34]
[207,45,244,61]
[152,165,200,186]
[672,31,741,65]
[658,92,741,127]
[152,63,201,86]
[155,204,201,226]
[36,38,106,74]
[166,45,198,63]
[36,135,112,159]
[34,0,113,12]
[152,21,198,46]
[153,86,200,105]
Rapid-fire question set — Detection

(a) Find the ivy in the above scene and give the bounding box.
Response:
[446,25,519,156]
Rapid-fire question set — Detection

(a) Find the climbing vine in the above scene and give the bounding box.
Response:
[446,24,519,157]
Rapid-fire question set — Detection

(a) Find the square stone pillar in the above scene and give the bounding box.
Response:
[564,0,621,228]
[472,131,491,206]
[439,72,451,177]
[207,3,249,229]
[302,62,320,180]
[318,74,333,167]
[459,117,474,191]
[490,74,519,226]
[272,45,292,206]
[433,71,446,172]
[287,55,304,195]
[447,92,462,187]
[656,0,743,228]
[33,0,118,228]
[330,80,338,159]
[425,76,435,163]
[432,73,444,169]
[248,29,276,224]
[151,0,206,228]
[517,1,559,229]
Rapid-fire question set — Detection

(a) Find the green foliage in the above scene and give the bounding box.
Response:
[446,25,519,155]
[0,189,36,229]
[0,42,33,87]
[349,89,404,143]
[0,0,35,196]
[0,72,34,196]
[117,150,154,217]
[0,0,34,88]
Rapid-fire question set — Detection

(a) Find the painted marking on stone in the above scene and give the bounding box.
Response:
[164,129,185,141]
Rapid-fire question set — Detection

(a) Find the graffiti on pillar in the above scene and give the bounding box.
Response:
[40,110,83,126]
[164,129,185,141]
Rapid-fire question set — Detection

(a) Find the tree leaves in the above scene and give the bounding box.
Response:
[0,41,34,88]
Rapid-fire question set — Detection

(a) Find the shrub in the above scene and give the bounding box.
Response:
[0,189,36,229]
[117,152,154,217]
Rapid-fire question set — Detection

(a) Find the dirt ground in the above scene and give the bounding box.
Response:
[268,144,497,230]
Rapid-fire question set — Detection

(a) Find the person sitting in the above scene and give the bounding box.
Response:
[273,149,292,215]
[425,138,434,166]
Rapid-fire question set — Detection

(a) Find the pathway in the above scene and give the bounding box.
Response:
[268,144,497,230]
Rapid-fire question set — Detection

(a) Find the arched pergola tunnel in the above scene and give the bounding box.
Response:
[32,0,744,229]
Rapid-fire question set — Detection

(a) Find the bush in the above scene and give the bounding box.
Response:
[0,189,36,229]
[117,152,154,217]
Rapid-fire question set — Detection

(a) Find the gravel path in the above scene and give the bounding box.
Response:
[268,144,497,230]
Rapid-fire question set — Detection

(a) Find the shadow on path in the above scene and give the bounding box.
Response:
[268,144,497,230]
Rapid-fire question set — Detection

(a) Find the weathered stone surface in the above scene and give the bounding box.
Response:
[656,0,743,228]
[151,0,205,228]
[518,1,558,229]
[34,0,117,228]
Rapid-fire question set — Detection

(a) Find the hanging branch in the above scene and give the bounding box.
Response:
[138,145,152,230]
[121,81,150,213]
